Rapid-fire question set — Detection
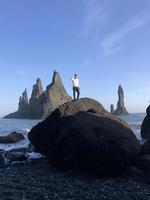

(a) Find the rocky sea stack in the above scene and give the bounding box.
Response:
[113,85,129,115]
[28,98,140,176]
[4,71,71,119]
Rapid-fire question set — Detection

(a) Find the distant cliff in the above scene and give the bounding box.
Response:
[113,85,129,115]
[4,71,71,119]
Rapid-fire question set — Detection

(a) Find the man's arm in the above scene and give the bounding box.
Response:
[71,75,75,81]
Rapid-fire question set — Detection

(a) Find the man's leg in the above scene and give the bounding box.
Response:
[73,87,76,99]
[76,87,80,99]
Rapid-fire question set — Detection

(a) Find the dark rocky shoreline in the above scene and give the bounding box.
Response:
[0,159,150,200]
[1,99,150,199]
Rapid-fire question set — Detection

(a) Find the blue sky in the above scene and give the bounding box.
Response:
[0,0,150,116]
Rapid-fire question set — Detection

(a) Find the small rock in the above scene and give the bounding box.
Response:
[4,147,31,164]
[0,150,5,168]
[0,131,25,143]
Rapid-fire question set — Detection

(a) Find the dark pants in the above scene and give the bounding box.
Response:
[73,87,80,100]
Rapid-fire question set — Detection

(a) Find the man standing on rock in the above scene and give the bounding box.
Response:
[72,74,80,100]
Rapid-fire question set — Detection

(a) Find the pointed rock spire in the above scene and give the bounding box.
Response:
[42,70,71,118]
[110,104,114,114]
[19,88,28,105]
[18,88,29,112]
[113,85,129,115]
[52,70,62,84]
[29,78,43,104]
[47,70,64,89]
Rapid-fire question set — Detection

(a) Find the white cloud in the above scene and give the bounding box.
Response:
[101,12,150,54]
[81,0,109,37]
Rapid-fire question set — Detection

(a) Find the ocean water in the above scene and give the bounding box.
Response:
[0,118,40,151]
[0,113,146,151]
[121,113,146,141]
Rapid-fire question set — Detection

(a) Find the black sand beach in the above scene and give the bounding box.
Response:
[0,159,150,200]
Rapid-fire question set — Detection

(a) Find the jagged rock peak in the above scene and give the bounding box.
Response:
[29,78,43,103]
[19,88,28,105]
[43,70,71,118]
[36,78,42,85]
[113,85,129,115]
[4,70,71,119]
[18,88,28,112]
[52,70,63,86]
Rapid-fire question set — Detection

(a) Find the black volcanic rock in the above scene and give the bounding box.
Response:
[28,98,107,155]
[113,85,129,115]
[50,112,140,175]
[0,132,25,143]
[4,147,30,163]
[4,71,71,119]
[0,150,5,168]
[28,98,140,175]
[141,105,150,140]
[141,116,150,140]
[141,140,150,154]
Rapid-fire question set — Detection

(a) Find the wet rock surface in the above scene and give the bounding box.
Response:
[4,148,31,164]
[0,132,25,143]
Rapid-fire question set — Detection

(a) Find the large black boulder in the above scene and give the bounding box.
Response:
[28,98,107,155]
[28,98,140,175]
[141,105,150,140]
[49,112,140,175]
[141,116,150,140]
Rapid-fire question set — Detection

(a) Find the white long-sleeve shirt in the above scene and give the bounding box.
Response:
[72,77,80,87]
